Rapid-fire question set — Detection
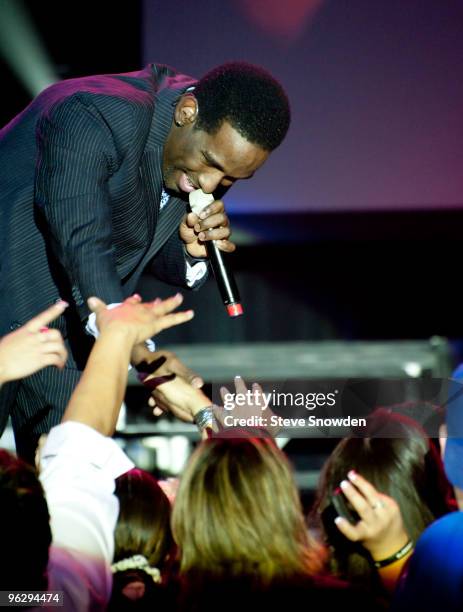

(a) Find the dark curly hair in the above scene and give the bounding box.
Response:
[194,62,290,151]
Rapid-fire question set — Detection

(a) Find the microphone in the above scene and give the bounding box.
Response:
[189,189,243,318]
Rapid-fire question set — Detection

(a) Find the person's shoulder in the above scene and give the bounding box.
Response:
[415,510,463,558]
[145,63,197,94]
[419,511,463,542]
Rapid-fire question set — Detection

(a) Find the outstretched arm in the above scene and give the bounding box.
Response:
[62,294,194,436]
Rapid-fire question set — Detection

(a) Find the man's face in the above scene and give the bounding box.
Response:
[162,96,270,196]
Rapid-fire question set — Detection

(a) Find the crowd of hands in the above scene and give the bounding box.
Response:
[0,294,410,586]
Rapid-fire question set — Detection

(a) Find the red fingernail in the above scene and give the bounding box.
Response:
[348,470,357,481]
[40,327,49,333]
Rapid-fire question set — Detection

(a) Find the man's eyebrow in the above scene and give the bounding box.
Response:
[202,150,255,180]
[202,150,225,172]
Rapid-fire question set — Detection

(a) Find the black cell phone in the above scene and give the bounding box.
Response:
[331,486,360,525]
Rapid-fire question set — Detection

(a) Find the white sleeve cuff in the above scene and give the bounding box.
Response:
[186,261,208,287]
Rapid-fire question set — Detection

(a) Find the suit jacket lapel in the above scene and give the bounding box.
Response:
[138,68,196,268]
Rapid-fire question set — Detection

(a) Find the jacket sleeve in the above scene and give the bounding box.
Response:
[35,94,125,320]
[148,229,210,291]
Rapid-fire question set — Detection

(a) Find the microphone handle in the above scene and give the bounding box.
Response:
[207,241,243,316]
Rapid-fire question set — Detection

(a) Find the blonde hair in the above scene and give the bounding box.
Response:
[172,437,323,585]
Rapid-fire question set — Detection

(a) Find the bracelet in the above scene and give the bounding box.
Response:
[373,540,414,569]
[194,406,216,431]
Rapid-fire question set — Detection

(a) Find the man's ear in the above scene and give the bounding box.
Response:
[174,94,199,127]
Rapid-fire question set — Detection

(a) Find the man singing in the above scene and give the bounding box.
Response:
[0,61,290,459]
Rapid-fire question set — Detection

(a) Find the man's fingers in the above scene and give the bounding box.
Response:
[195,212,229,232]
[87,296,107,314]
[26,301,69,332]
[198,227,231,242]
[198,200,224,219]
[185,212,199,227]
[215,239,236,253]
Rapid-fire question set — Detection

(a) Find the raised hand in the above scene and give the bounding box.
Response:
[0,301,68,385]
[334,470,409,561]
[87,293,194,345]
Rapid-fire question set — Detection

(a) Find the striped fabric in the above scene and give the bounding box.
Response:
[0,64,209,450]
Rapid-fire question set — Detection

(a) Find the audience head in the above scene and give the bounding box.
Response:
[0,450,51,590]
[110,468,174,607]
[172,436,322,587]
[312,408,454,587]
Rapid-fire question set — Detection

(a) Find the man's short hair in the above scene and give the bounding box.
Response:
[194,62,290,151]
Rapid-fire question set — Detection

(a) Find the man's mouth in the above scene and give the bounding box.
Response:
[178,172,198,193]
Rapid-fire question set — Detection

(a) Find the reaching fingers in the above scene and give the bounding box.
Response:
[124,293,142,304]
[39,351,68,370]
[168,355,204,388]
[87,296,107,314]
[150,293,184,315]
[234,375,248,396]
[42,340,68,362]
[39,328,62,343]
[26,301,69,333]
[154,310,194,331]
[252,382,267,408]
[191,376,204,388]
[220,385,232,404]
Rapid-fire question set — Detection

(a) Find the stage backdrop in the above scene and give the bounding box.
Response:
[143,0,463,214]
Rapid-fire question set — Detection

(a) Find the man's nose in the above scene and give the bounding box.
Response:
[198,170,224,194]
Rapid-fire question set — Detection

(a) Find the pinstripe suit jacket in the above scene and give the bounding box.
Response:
[0,63,208,345]
[0,64,213,435]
